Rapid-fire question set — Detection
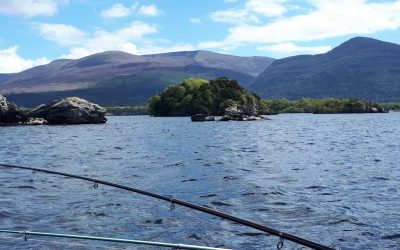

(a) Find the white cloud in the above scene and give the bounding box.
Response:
[190,17,202,24]
[0,0,58,17]
[37,22,158,59]
[0,46,49,73]
[210,0,287,24]
[137,4,163,16]
[115,21,158,38]
[245,0,288,17]
[210,9,259,24]
[100,3,163,19]
[258,42,331,54]
[41,21,196,58]
[101,3,131,18]
[37,23,86,46]
[227,0,400,44]
[204,0,400,52]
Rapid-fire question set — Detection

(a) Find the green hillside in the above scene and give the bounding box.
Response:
[250,37,400,102]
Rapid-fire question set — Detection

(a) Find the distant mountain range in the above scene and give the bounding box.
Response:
[0,50,273,106]
[250,37,400,102]
[1,37,400,107]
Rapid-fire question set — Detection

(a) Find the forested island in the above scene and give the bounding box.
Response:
[105,77,387,117]
[148,77,264,117]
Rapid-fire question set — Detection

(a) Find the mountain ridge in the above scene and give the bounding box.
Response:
[0,50,273,106]
[250,37,400,102]
[3,37,400,106]
[0,50,274,95]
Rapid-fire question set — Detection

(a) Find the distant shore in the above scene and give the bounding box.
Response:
[105,100,399,116]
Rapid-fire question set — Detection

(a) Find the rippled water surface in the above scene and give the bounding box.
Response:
[1,114,399,249]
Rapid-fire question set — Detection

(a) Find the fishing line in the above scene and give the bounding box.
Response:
[0,235,123,249]
[0,230,229,250]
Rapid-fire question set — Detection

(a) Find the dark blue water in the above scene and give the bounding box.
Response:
[1,114,399,249]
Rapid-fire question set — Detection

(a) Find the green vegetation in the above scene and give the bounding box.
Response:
[148,77,388,116]
[380,102,400,111]
[148,77,265,116]
[105,106,149,116]
[104,98,392,116]
[263,98,386,114]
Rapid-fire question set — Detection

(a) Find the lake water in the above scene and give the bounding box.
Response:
[0,114,399,249]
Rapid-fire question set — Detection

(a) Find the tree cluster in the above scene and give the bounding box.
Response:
[148,77,265,116]
[263,98,385,114]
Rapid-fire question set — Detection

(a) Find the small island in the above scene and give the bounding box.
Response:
[148,77,267,121]
[0,95,106,126]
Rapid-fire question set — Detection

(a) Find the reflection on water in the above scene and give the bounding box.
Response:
[0,113,399,249]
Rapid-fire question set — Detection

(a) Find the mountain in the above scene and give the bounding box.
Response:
[250,37,400,102]
[0,50,273,107]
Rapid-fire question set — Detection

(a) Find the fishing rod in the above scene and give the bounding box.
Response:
[0,229,228,250]
[0,163,335,250]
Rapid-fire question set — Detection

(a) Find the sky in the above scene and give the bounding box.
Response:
[0,0,400,73]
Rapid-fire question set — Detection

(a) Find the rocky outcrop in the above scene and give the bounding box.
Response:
[0,95,23,125]
[0,96,7,109]
[191,114,216,122]
[219,115,265,121]
[220,104,265,121]
[25,117,49,125]
[367,107,386,113]
[191,103,266,122]
[0,96,106,126]
[26,97,107,125]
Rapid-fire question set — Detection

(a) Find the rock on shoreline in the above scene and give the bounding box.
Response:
[0,95,106,126]
[191,103,267,122]
[191,114,266,122]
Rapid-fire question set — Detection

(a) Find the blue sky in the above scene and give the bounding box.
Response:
[1,0,400,73]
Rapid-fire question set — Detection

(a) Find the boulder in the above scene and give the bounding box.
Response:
[220,104,265,121]
[25,117,48,125]
[363,105,386,113]
[26,97,107,125]
[370,107,379,113]
[224,104,243,116]
[0,96,106,126]
[376,106,386,113]
[0,95,9,123]
[191,114,216,122]
[241,116,265,121]
[219,114,266,121]
[0,95,8,109]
